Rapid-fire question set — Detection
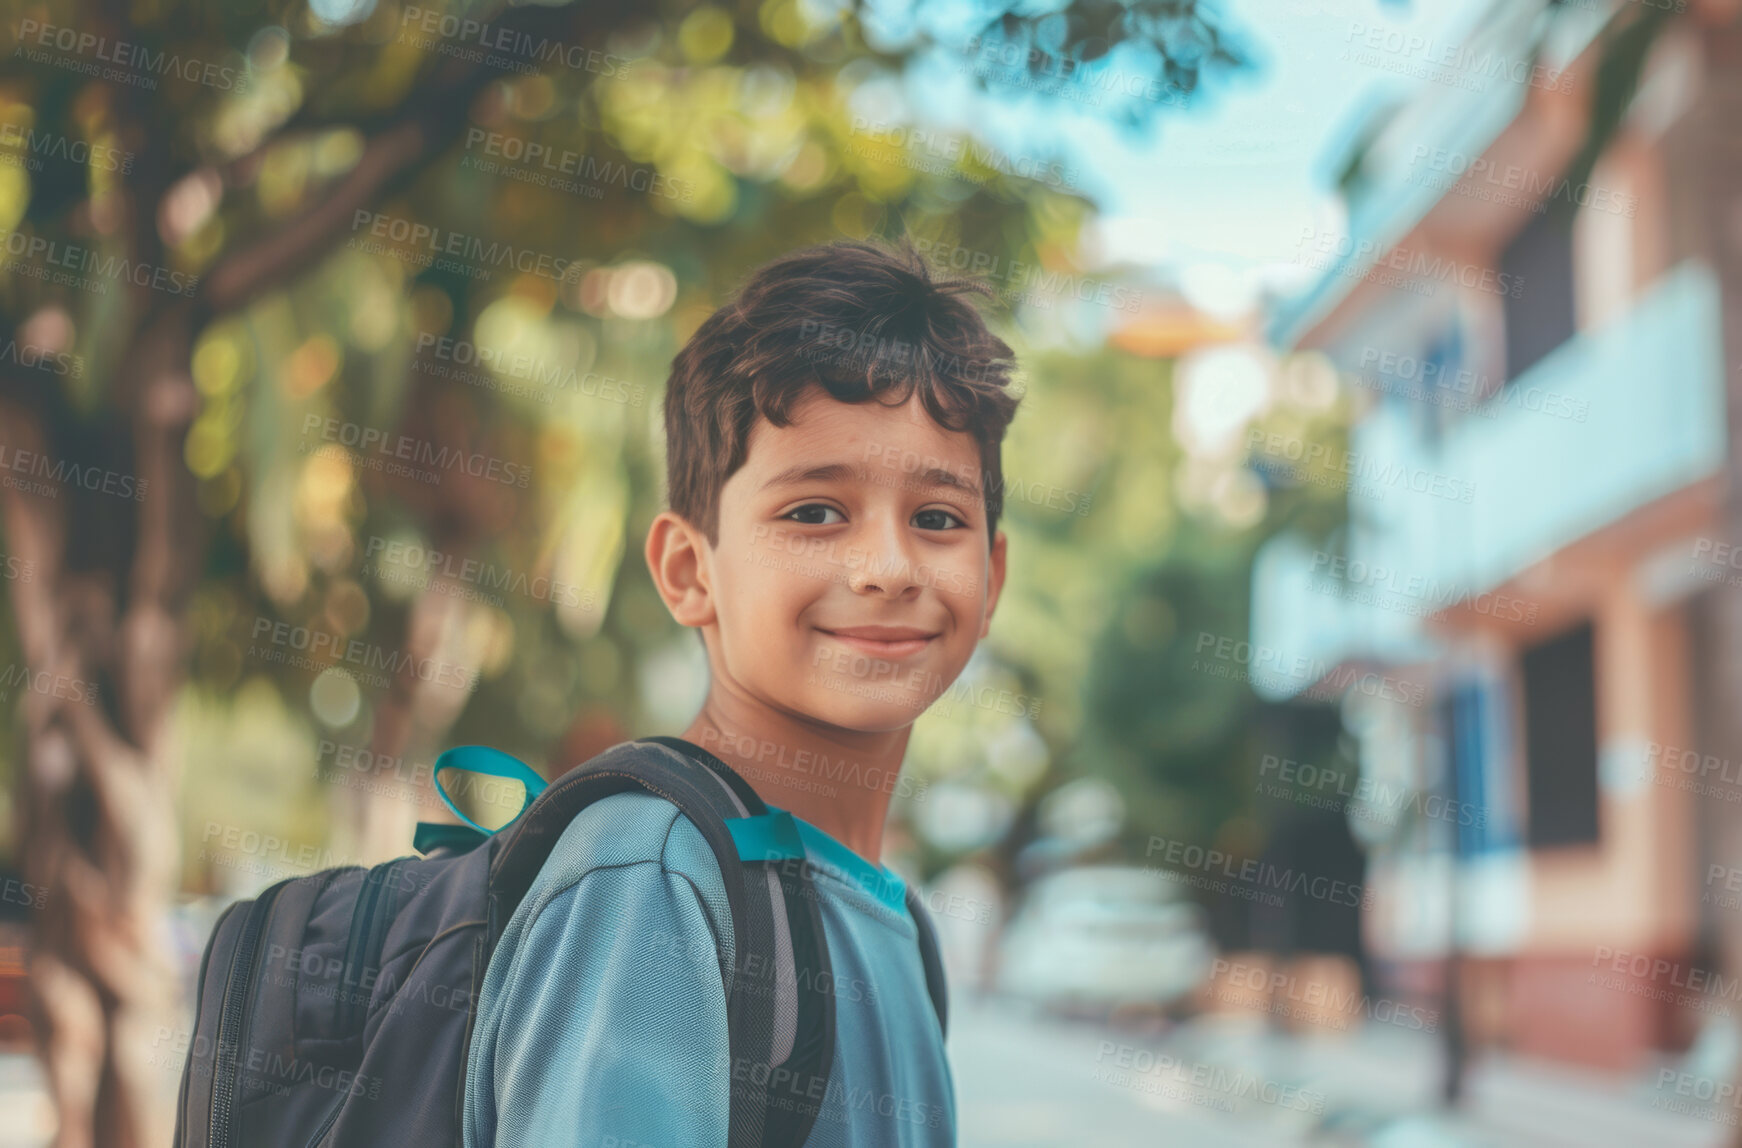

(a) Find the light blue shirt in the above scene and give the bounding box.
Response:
[463,790,955,1147]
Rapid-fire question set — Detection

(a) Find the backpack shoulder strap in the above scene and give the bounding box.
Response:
[903,885,949,1039]
[487,737,835,1148]
[639,736,836,1148]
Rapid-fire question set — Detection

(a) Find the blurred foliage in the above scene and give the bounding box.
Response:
[0,0,1324,891]
[1057,347,1352,866]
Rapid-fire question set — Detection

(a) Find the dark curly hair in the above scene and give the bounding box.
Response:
[663,238,1023,548]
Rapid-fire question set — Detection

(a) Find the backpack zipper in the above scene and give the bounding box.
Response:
[175,901,239,1146]
[336,859,408,1035]
[209,881,288,1148]
[301,1092,344,1148]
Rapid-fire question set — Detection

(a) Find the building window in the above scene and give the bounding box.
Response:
[1520,621,1599,848]
[1438,673,1522,856]
[1418,324,1462,444]
[1500,210,1577,381]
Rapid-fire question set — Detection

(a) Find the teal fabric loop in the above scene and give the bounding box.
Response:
[726,811,807,863]
[432,745,549,836]
[731,806,909,915]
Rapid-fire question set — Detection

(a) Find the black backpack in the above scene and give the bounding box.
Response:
[172,735,949,1148]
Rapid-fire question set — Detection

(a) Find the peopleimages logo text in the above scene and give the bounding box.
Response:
[15,20,251,92]
[348,210,580,285]
[1341,22,1574,94]
[364,537,591,609]
[1193,630,1428,707]
[910,238,1142,314]
[1296,226,1524,299]
[461,129,693,202]
[0,444,147,501]
[398,7,626,75]
[1146,835,1375,909]
[0,122,134,174]
[301,416,531,488]
[249,617,479,690]
[1247,429,1476,504]
[0,228,200,296]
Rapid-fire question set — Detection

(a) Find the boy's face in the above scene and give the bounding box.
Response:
[667,386,1007,733]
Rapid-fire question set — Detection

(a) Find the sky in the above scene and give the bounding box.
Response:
[887,0,1497,322]
[1088,0,1497,317]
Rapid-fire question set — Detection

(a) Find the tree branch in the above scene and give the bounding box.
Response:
[198,1,626,318]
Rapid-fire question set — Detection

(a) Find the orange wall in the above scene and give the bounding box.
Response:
[1521,580,1698,955]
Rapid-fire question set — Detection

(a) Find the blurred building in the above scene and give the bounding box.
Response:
[1254,0,1741,1072]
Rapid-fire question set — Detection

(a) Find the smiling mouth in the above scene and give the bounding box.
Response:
[816,627,939,658]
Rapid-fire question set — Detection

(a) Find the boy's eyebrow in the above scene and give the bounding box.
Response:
[760,461,984,499]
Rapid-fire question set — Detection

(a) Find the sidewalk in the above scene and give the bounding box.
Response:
[1192,1017,1733,1146]
[3,1000,1730,1147]
[0,1051,52,1148]
[951,994,1733,1146]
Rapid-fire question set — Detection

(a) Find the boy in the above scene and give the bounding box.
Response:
[463,239,1021,1146]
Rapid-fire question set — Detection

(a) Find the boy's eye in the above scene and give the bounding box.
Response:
[785,503,844,526]
[913,508,965,531]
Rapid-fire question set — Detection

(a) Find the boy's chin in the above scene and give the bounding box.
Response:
[795,685,938,734]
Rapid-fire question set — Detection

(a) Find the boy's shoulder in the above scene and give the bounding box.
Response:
[524,785,737,954]
[531,738,739,887]
[532,784,727,889]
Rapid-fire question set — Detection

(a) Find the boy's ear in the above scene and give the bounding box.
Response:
[645,510,716,629]
[979,529,1008,641]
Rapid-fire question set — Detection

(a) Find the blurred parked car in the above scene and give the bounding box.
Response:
[0,920,26,1050]
[0,870,34,1052]
[996,865,1215,1018]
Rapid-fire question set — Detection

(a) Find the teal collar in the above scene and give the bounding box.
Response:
[726,806,908,917]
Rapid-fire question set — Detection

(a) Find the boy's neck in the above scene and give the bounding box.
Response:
[680,695,913,865]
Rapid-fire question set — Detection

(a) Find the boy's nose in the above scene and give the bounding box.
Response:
[849,556,921,598]
[847,522,921,599]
